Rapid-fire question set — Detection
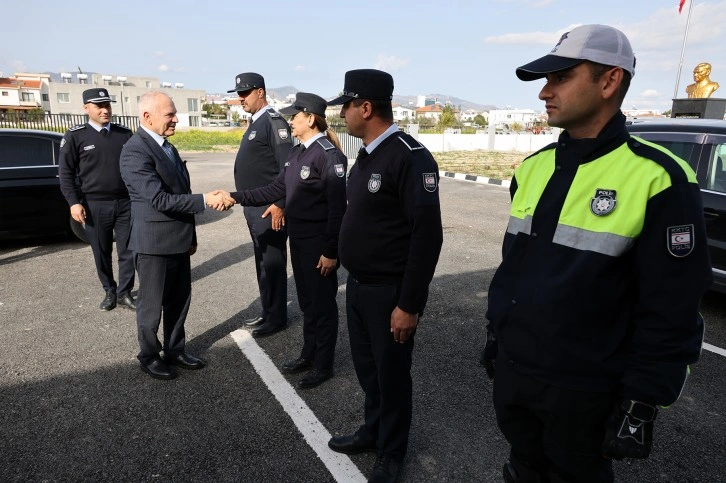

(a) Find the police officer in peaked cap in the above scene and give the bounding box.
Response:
[59,87,135,311]
[228,72,293,337]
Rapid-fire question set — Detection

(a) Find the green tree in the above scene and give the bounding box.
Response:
[202,103,228,119]
[27,107,45,122]
[438,105,457,129]
[511,121,524,132]
[473,114,487,127]
[231,112,241,125]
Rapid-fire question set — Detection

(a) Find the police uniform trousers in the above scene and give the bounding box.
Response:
[289,234,339,371]
[244,206,288,328]
[134,252,191,365]
[493,352,615,483]
[346,274,414,461]
[84,198,134,296]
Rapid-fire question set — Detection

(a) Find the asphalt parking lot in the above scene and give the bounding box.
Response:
[1,152,724,482]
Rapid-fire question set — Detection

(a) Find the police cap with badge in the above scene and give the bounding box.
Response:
[227,72,266,94]
[279,92,327,117]
[83,88,115,104]
[327,69,394,105]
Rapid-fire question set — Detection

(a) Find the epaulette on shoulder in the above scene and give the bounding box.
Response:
[267,110,281,119]
[397,133,425,151]
[69,124,86,132]
[316,137,335,151]
[111,122,132,131]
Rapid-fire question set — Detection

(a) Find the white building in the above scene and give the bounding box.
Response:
[392,104,416,123]
[488,108,537,131]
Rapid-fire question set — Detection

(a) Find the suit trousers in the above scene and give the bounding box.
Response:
[135,252,191,364]
[493,352,615,483]
[289,235,339,371]
[346,275,414,461]
[244,206,288,327]
[84,199,134,296]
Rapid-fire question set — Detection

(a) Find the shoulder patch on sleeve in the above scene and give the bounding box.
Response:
[397,134,424,151]
[316,137,335,151]
[69,124,86,132]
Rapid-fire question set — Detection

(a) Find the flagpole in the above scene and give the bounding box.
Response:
[673,0,694,99]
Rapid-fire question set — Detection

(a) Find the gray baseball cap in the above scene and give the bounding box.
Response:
[516,24,636,81]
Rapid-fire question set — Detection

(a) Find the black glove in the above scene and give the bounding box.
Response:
[480,331,497,379]
[602,399,658,460]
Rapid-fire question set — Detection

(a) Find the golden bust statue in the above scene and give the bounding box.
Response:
[685,62,720,98]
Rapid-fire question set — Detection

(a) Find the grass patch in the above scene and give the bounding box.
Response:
[434,150,529,180]
[172,129,244,152]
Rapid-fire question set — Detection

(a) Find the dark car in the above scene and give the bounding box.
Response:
[0,129,87,242]
[627,118,726,292]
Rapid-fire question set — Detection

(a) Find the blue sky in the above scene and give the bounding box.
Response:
[2,0,725,112]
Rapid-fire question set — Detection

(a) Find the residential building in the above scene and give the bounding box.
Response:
[392,104,416,123]
[488,108,537,131]
[0,74,49,113]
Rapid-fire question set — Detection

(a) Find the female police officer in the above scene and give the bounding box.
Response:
[231,92,347,389]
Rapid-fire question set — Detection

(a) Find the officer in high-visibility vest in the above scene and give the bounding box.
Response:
[482,24,712,483]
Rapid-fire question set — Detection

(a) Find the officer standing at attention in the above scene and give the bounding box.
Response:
[481,25,712,483]
[228,72,292,337]
[230,92,347,389]
[326,69,443,483]
[59,88,135,311]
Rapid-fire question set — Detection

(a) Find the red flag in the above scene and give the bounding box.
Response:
[679,0,686,13]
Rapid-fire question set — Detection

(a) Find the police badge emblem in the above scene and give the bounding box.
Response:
[667,224,695,257]
[278,129,289,140]
[300,166,310,179]
[590,189,617,216]
[334,164,345,178]
[423,173,437,192]
[368,174,382,193]
[248,131,256,140]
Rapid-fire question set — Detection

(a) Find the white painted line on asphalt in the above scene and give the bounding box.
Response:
[704,342,726,357]
[230,329,366,483]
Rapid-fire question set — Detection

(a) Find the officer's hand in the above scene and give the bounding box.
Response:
[262,204,285,231]
[602,400,658,460]
[390,307,418,344]
[480,331,497,380]
[70,204,86,224]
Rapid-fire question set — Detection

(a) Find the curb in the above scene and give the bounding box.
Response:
[440,171,511,188]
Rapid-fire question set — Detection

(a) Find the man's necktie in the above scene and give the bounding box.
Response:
[100,128,107,136]
[357,146,368,161]
[162,140,185,177]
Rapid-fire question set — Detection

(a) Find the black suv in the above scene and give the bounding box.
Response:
[627,118,726,292]
[0,129,87,242]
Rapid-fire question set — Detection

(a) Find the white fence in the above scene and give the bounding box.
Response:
[417,130,560,153]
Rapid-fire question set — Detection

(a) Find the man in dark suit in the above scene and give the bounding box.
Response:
[120,91,233,380]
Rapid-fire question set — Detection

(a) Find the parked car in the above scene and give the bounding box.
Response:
[0,129,87,242]
[627,118,726,292]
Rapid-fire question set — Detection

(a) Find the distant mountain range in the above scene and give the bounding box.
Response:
[263,86,497,112]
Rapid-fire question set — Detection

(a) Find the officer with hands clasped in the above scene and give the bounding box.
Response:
[482,25,712,483]
[326,69,443,483]
[229,72,293,338]
[59,88,135,311]
[230,92,347,389]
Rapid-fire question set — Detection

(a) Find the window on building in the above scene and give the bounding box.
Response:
[21,92,35,102]
[110,95,117,102]
[79,78,87,85]
[1,91,8,96]
[188,98,198,112]
[189,116,200,127]
[146,81,152,88]
[42,94,49,101]
[57,93,70,103]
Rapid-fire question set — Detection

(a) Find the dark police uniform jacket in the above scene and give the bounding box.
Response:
[486,112,712,406]
[59,123,133,205]
[233,106,292,208]
[231,136,348,258]
[338,130,444,315]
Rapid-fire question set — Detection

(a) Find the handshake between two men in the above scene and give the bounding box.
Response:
[205,190,236,211]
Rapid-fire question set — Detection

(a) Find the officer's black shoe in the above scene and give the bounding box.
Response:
[163,352,206,370]
[298,369,332,389]
[100,291,117,311]
[117,294,136,310]
[328,432,377,455]
[368,455,402,483]
[140,358,178,380]
[244,316,265,328]
[252,322,287,338]
[281,357,312,374]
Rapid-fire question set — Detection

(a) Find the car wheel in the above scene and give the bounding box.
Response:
[69,217,89,243]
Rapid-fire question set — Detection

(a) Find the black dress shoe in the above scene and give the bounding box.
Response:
[163,352,206,370]
[117,294,136,310]
[244,316,265,328]
[368,455,402,483]
[140,358,177,380]
[281,357,312,374]
[100,291,117,311]
[298,369,332,389]
[252,322,287,338]
[328,432,377,455]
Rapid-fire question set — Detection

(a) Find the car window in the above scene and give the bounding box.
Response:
[0,135,56,168]
[706,142,726,193]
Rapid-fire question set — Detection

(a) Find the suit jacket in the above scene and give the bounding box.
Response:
[120,128,205,255]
